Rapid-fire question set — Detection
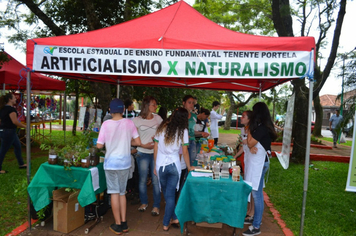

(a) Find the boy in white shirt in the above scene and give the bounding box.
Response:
[97,98,141,235]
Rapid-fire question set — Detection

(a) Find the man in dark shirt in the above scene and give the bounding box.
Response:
[123,99,138,120]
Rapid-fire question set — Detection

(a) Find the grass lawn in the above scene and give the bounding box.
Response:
[318,136,353,147]
[0,145,48,236]
[265,158,356,236]
[1,128,355,235]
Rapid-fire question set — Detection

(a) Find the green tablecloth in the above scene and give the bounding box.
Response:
[175,172,252,232]
[28,162,107,211]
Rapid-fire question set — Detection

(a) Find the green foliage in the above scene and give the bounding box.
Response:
[310,135,322,145]
[265,158,356,235]
[13,177,28,198]
[0,51,11,69]
[1,0,177,45]
[193,0,275,35]
[39,143,59,155]
[36,205,49,221]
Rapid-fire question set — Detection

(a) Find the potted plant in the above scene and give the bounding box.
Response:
[40,143,59,165]
[71,149,82,167]
[80,149,90,168]
[60,145,73,168]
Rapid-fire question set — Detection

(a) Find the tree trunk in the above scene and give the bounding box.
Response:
[90,82,112,121]
[82,0,113,121]
[313,95,323,137]
[272,0,309,163]
[224,92,237,130]
[291,79,308,163]
[312,0,347,137]
[72,80,79,136]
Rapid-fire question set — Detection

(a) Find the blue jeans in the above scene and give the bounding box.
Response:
[136,152,161,208]
[252,161,270,229]
[331,129,338,145]
[0,129,24,171]
[188,139,197,166]
[159,163,179,226]
[196,140,201,155]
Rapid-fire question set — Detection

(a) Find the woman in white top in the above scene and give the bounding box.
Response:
[133,96,162,216]
[153,107,193,231]
[233,110,255,222]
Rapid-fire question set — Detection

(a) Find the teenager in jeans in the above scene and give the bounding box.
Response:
[154,107,194,231]
[243,102,277,236]
[133,96,162,216]
[97,98,141,235]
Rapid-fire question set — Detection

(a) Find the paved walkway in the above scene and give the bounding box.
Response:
[15,131,352,236]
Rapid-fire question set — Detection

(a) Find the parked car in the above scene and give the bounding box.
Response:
[218,113,243,128]
[60,112,71,119]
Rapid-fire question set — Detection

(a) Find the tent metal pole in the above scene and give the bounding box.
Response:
[299,79,313,235]
[259,83,262,100]
[117,84,120,98]
[63,91,66,142]
[26,71,32,231]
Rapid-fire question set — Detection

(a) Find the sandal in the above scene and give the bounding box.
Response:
[19,164,27,169]
[0,170,7,174]
[151,207,159,216]
[170,219,179,228]
[138,204,148,212]
[163,225,170,231]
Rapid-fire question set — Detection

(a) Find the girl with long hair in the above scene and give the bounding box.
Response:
[133,96,162,216]
[153,107,194,231]
[242,102,277,236]
[0,93,27,174]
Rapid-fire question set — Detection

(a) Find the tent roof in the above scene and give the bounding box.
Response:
[1,51,66,91]
[26,0,315,92]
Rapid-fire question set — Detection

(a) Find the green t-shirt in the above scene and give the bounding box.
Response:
[188,112,197,141]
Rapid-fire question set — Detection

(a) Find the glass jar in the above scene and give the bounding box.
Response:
[81,155,90,168]
[232,166,241,182]
[212,162,220,180]
[89,153,99,166]
[48,154,57,165]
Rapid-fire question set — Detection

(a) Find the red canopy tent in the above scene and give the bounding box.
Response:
[0,51,65,91]
[26,1,315,92]
[24,0,317,232]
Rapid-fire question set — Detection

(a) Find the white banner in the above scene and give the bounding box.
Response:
[275,93,295,169]
[78,106,86,128]
[32,46,312,79]
[346,110,356,192]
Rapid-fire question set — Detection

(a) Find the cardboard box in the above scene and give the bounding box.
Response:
[196,222,223,228]
[53,188,84,233]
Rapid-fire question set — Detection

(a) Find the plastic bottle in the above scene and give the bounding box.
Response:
[208,135,214,152]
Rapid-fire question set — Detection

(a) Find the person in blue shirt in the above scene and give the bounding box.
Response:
[329,110,343,148]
